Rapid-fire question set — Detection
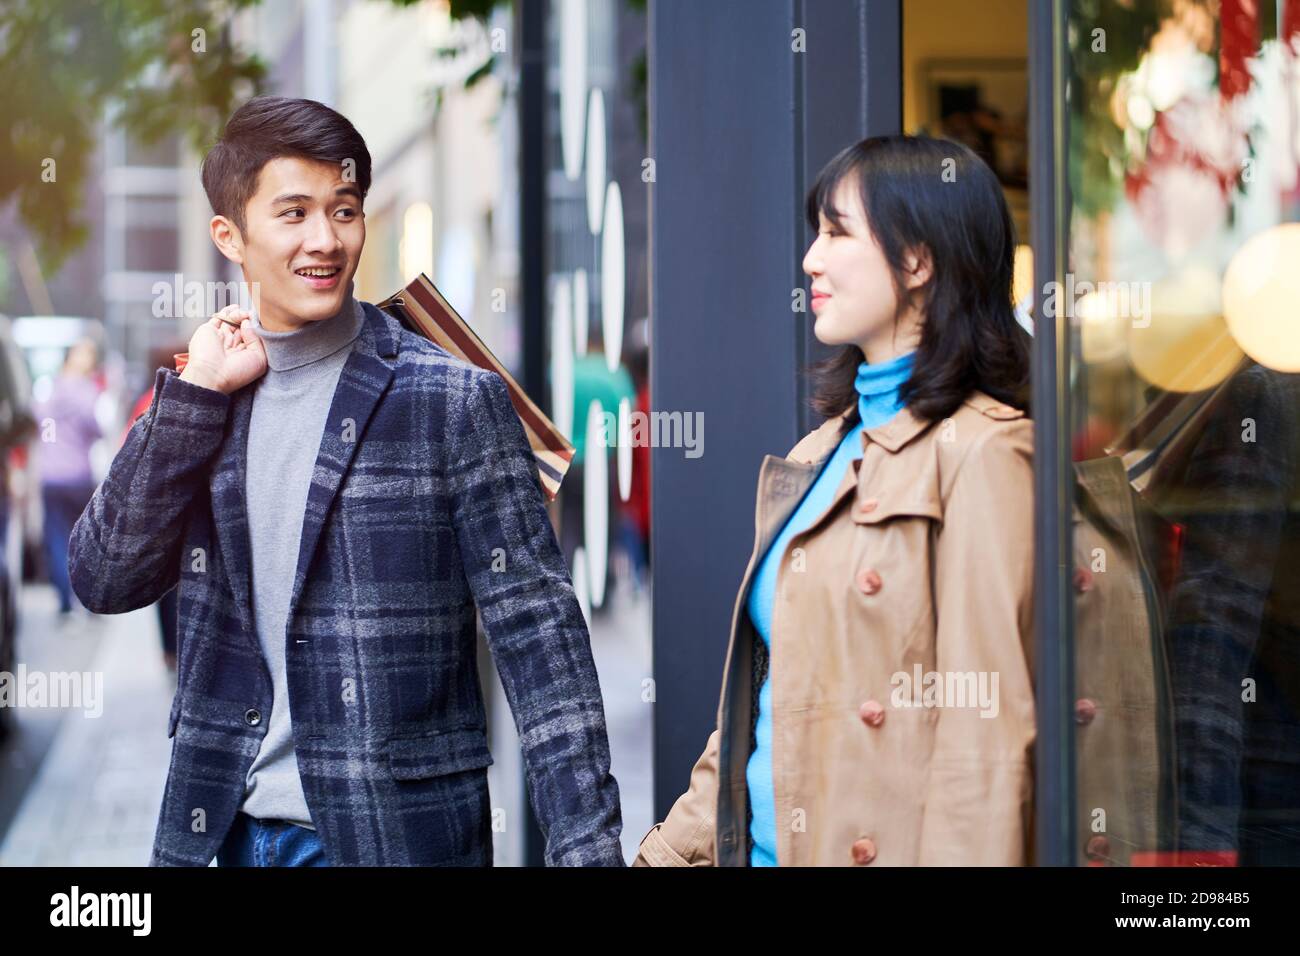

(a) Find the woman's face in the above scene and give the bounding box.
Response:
[65,340,97,376]
[802,178,926,363]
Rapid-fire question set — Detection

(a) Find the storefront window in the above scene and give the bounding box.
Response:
[1067,0,1300,866]
[544,0,652,853]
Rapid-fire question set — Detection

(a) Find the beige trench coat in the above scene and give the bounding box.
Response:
[1072,455,1176,864]
[634,390,1037,866]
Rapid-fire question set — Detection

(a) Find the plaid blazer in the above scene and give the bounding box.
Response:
[68,302,624,866]
[1163,362,1300,860]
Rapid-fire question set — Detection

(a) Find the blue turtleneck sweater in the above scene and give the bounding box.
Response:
[745,348,917,866]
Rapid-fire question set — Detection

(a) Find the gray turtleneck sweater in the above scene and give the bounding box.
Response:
[238,295,365,829]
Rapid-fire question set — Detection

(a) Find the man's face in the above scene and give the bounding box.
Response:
[215,156,365,332]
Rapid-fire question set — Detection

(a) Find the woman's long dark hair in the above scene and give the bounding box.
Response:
[805,135,1031,430]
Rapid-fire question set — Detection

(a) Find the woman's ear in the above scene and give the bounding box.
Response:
[901,245,934,291]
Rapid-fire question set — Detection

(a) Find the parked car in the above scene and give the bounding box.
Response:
[0,315,38,744]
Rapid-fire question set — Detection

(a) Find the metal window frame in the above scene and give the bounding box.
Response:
[1029,0,1076,866]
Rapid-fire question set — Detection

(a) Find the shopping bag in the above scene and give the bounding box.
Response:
[377,274,574,501]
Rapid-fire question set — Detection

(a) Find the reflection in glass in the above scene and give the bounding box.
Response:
[1068,0,1300,866]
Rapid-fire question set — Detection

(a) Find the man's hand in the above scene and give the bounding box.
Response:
[179,305,269,394]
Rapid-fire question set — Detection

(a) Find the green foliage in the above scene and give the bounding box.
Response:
[0,0,266,271]
[0,0,653,271]
[1067,0,1165,218]
[448,0,506,19]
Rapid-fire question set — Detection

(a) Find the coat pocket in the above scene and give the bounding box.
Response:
[339,474,423,501]
[385,727,494,780]
[844,497,942,647]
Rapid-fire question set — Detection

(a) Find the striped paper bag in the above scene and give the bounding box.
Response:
[378,274,574,501]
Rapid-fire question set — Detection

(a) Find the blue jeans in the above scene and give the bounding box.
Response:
[215,812,331,867]
[42,482,96,613]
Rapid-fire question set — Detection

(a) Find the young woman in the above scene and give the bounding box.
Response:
[37,338,103,618]
[635,135,1036,866]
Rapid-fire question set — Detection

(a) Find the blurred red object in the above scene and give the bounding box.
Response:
[121,387,154,447]
[1220,0,1258,101]
[1072,414,1118,462]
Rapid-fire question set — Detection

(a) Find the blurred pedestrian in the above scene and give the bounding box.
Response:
[35,337,103,617]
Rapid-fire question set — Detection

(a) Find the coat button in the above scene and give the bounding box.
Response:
[1085,835,1110,861]
[855,568,882,595]
[1075,698,1097,725]
[859,700,886,727]
[244,708,262,727]
[1073,568,1093,593]
[851,837,877,865]
[857,498,879,515]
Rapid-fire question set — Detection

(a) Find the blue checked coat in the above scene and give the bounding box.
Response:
[69,302,624,866]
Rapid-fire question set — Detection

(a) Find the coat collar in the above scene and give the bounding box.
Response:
[208,302,399,640]
[788,403,933,466]
[788,390,1020,466]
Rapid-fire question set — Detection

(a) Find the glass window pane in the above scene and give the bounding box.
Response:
[1068,0,1300,866]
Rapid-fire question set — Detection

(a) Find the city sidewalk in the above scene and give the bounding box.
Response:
[0,593,173,866]
[584,576,654,862]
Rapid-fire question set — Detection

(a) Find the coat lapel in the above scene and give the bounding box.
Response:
[208,302,399,640]
[287,303,397,620]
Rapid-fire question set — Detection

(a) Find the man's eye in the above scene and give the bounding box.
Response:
[336,207,356,219]
[282,208,305,219]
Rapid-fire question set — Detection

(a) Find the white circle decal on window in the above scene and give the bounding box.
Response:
[559,0,588,182]
[617,396,633,502]
[551,276,575,442]
[585,88,607,235]
[573,267,589,357]
[601,181,625,374]
[583,399,609,609]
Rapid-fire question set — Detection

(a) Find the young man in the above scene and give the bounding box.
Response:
[68,96,624,866]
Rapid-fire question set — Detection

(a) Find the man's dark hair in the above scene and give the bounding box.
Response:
[805,134,1031,427]
[201,95,372,236]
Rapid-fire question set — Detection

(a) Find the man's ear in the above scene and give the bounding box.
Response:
[210,215,245,265]
[901,245,933,292]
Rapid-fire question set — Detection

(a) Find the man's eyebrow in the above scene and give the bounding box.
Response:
[271,186,363,205]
